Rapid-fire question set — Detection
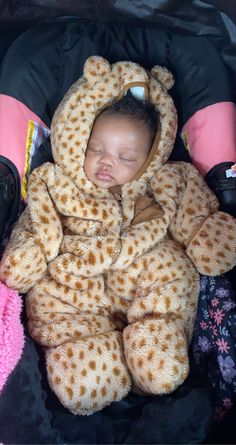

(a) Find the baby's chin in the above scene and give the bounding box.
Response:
[95,180,117,190]
[87,177,114,189]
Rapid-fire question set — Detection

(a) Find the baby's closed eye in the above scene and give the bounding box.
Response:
[119,157,136,162]
[87,146,102,153]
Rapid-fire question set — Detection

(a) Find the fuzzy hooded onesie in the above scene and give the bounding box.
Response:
[0,56,236,416]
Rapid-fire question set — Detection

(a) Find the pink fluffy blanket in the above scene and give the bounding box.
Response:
[0,282,24,392]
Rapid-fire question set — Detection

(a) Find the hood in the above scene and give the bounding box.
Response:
[51,56,177,199]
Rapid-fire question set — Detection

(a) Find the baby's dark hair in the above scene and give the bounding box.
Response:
[99,92,159,144]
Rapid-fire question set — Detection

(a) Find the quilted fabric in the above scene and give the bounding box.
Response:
[0,56,235,415]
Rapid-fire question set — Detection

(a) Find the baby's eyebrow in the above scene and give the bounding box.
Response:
[87,138,101,145]
[120,148,138,154]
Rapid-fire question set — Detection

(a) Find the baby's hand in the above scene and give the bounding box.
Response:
[187,212,236,275]
[48,233,121,284]
[0,239,47,292]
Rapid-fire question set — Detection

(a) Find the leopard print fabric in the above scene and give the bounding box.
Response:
[0,57,235,415]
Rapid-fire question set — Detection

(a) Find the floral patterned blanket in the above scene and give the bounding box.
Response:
[191,273,236,421]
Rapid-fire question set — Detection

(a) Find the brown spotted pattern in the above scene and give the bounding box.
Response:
[46,331,131,415]
[0,56,235,415]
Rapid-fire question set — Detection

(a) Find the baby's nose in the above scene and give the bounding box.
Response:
[99,153,114,165]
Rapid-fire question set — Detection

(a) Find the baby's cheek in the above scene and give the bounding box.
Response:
[119,165,137,183]
[83,157,94,181]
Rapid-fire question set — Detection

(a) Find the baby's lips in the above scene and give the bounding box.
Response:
[96,170,113,180]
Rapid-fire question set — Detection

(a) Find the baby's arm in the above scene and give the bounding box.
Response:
[111,218,168,271]
[47,230,122,284]
[0,207,47,292]
[47,197,123,282]
[151,162,236,276]
[0,163,63,292]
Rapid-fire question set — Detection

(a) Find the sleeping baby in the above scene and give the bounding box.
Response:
[0,56,235,415]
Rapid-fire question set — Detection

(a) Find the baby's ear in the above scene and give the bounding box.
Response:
[151,65,175,90]
[83,56,111,84]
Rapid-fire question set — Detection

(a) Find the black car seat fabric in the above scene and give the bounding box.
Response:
[0,332,214,444]
[0,18,234,130]
[0,18,235,214]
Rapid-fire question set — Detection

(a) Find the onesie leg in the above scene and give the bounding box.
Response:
[122,239,200,394]
[46,331,131,415]
[124,318,188,394]
[26,274,131,415]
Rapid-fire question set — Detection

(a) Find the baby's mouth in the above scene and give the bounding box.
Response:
[96,170,113,181]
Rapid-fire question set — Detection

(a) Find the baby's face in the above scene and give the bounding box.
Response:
[84,114,152,189]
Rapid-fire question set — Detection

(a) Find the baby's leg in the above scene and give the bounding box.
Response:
[26,274,131,415]
[123,238,200,394]
[46,331,130,415]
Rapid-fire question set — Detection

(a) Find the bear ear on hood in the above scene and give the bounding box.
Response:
[151,65,175,91]
[83,56,111,84]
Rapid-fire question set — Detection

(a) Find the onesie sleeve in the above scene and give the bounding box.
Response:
[151,162,236,276]
[0,163,63,292]
[185,211,236,276]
